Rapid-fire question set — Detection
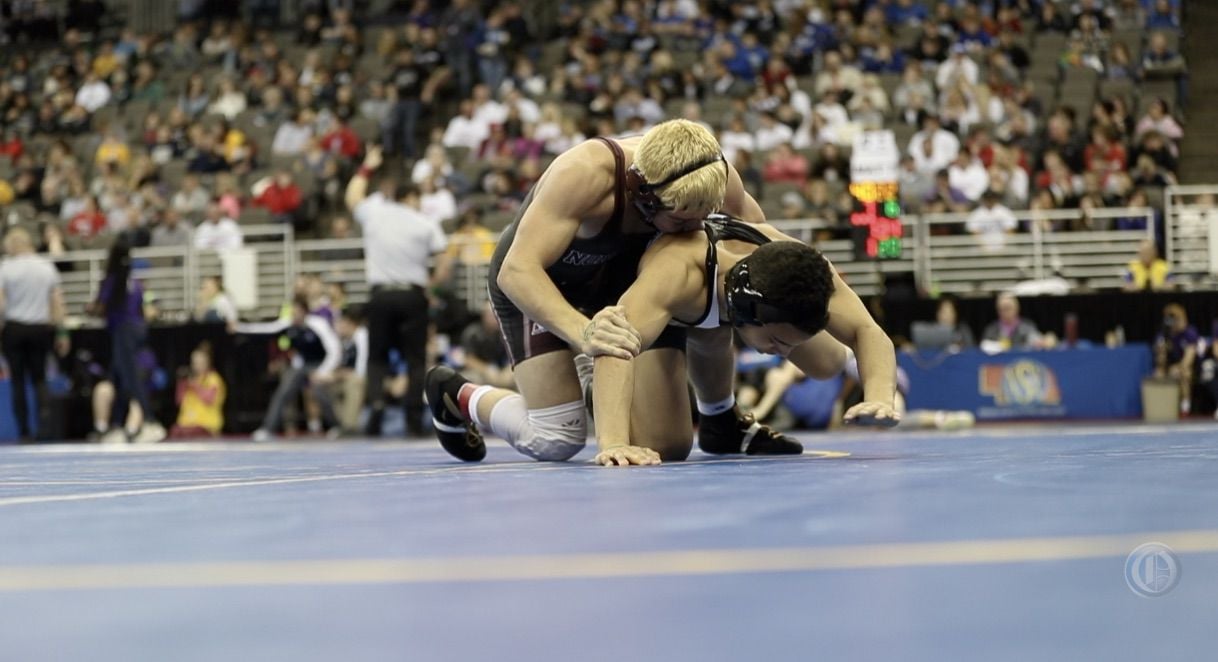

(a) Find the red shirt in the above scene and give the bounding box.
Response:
[320,126,361,159]
[67,210,107,238]
[762,155,810,186]
[253,183,302,214]
[0,139,23,161]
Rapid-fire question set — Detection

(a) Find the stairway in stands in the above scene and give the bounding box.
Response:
[1179,0,1218,183]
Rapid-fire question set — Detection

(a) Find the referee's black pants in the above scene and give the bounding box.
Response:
[1,321,53,440]
[365,285,429,436]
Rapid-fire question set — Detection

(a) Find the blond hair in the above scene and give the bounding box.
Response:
[633,119,727,214]
[2,226,32,255]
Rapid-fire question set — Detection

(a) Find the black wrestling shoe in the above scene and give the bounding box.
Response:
[698,406,803,456]
[425,365,486,462]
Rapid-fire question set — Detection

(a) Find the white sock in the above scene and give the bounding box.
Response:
[486,394,530,445]
[95,421,108,433]
[696,394,736,416]
[467,385,497,428]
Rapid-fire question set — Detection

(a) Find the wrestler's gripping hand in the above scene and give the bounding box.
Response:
[580,305,642,360]
[843,401,902,428]
[594,445,662,467]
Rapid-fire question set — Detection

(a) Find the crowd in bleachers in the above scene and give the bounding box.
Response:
[0,0,1190,263]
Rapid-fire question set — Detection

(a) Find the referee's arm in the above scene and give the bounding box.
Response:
[345,146,383,212]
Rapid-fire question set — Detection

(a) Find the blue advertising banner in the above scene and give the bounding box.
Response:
[899,344,1153,420]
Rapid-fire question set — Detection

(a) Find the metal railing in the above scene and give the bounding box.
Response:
[1165,185,1218,287]
[37,208,1169,323]
[52,225,294,324]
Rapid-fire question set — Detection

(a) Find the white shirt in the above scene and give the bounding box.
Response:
[473,100,509,132]
[966,204,1018,252]
[814,101,850,129]
[420,188,458,222]
[908,129,961,176]
[75,81,111,113]
[348,326,369,378]
[354,193,448,286]
[936,56,980,89]
[719,130,757,165]
[948,160,991,201]
[0,253,60,324]
[271,122,313,156]
[209,92,248,120]
[193,218,244,251]
[510,97,541,124]
[755,122,794,153]
[443,115,489,152]
[411,159,453,185]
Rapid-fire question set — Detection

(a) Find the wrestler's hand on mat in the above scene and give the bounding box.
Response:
[843,401,901,428]
[594,445,662,467]
[581,306,642,360]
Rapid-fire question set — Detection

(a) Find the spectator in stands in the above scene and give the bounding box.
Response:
[719,116,757,166]
[755,110,795,153]
[194,275,238,330]
[967,190,1018,252]
[178,73,211,118]
[193,201,243,251]
[419,176,458,223]
[948,150,991,203]
[1106,42,1137,81]
[172,174,211,221]
[252,170,303,226]
[66,194,107,240]
[442,99,489,152]
[446,207,496,267]
[171,342,226,438]
[937,44,980,90]
[1134,99,1183,146]
[75,71,111,114]
[1145,0,1180,30]
[1133,130,1177,173]
[1123,239,1173,292]
[459,302,514,390]
[1084,125,1127,187]
[909,113,961,177]
[983,293,1043,350]
[1154,303,1198,415]
[208,78,247,121]
[272,108,316,157]
[1141,31,1186,81]
[151,208,191,247]
[762,143,810,187]
[252,295,343,441]
[320,111,362,161]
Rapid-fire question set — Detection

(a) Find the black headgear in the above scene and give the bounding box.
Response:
[724,258,831,333]
[626,153,728,224]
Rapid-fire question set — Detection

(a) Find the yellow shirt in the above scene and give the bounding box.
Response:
[176,372,226,434]
[446,227,496,264]
[93,54,120,78]
[95,141,131,168]
[1126,259,1171,290]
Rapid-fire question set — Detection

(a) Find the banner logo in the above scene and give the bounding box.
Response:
[979,360,1061,406]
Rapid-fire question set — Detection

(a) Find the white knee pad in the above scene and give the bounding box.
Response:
[517,400,587,462]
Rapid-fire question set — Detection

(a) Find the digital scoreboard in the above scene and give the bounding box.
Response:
[848,131,902,260]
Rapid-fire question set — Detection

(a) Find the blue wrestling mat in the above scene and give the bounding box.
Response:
[0,424,1215,661]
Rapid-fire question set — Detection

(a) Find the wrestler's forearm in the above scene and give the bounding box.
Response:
[498,263,590,345]
[854,326,897,403]
[592,355,634,448]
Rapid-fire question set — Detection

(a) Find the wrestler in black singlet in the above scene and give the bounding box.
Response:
[487,137,685,365]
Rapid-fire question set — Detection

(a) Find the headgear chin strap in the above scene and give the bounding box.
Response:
[628,153,727,224]
[724,259,830,333]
